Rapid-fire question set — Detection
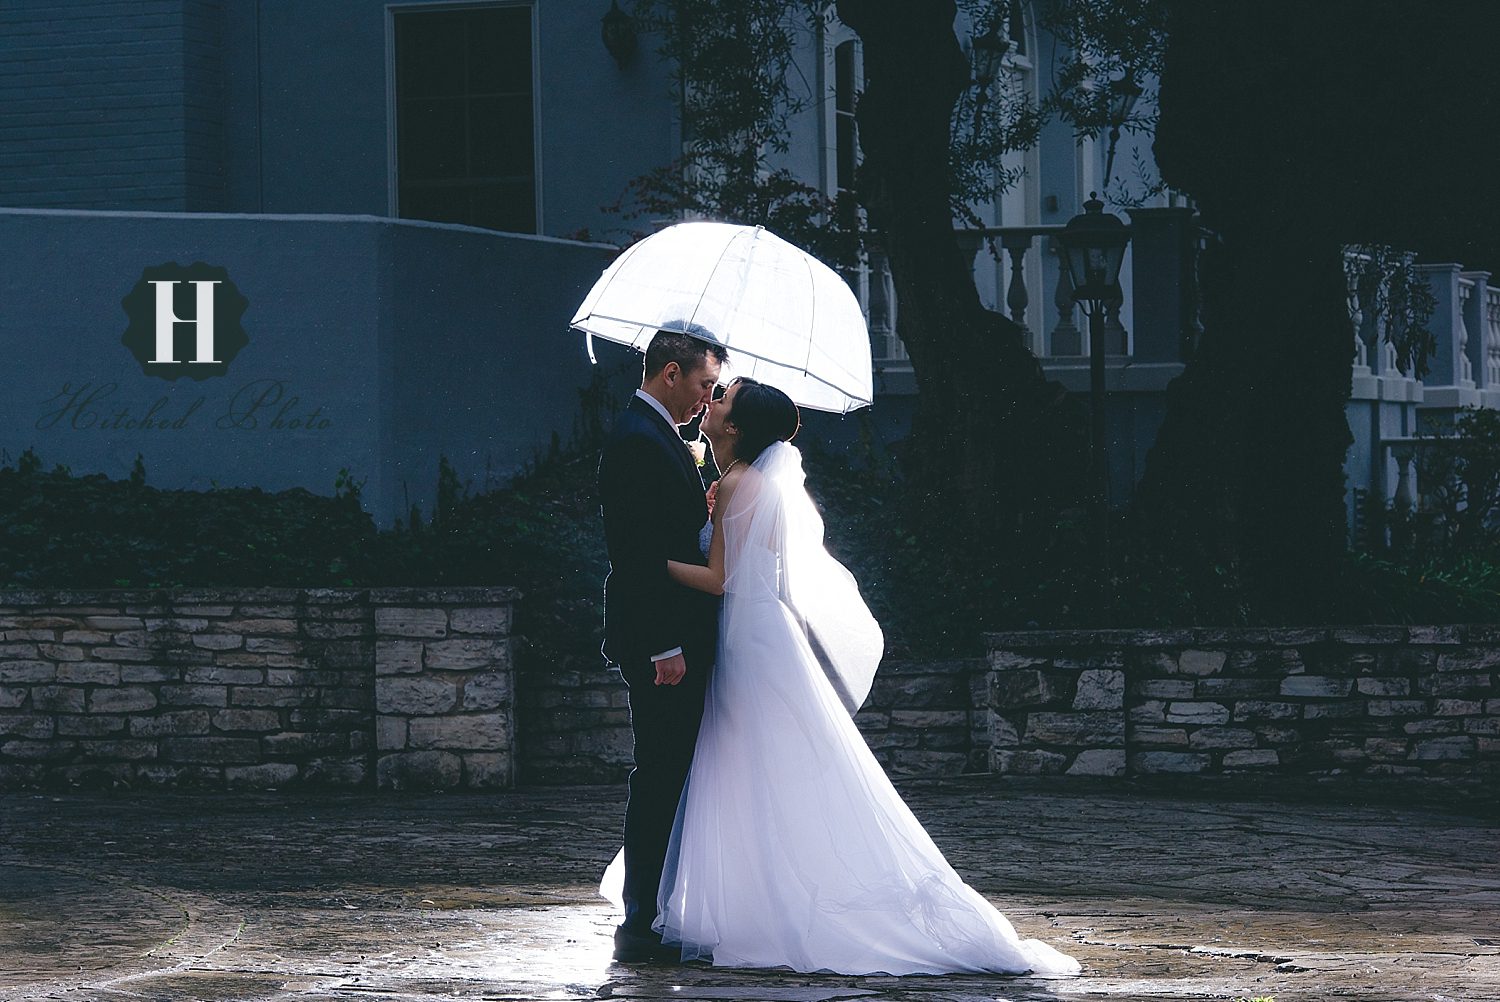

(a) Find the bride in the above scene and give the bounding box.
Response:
[604,376,1081,978]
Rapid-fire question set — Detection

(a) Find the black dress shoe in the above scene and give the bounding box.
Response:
[612,927,681,964]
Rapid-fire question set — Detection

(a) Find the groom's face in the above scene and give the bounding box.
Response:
[664,353,723,425]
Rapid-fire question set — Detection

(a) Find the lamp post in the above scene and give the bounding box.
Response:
[1101,70,1143,192]
[1058,193,1130,588]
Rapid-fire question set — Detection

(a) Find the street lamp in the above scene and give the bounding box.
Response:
[1058,192,1130,583]
[1101,70,1143,192]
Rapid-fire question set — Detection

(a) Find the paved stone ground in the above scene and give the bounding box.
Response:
[0,779,1495,1002]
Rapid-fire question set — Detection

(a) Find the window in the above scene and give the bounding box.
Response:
[394,5,536,234]
[834,40,857,197]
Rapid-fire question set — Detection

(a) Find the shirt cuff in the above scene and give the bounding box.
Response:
[649,647,684,662]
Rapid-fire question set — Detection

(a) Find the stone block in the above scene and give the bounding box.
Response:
[1435,699,1483,716]
[1435,649,1500,672]
[129,711,211,737]
[1411,737,1476,760]
[191,634,244,651]
[302,621,369,640]
[1222,749,1280,768]
[1165,701,1231,725]
[1280,676,1352,698]
[374,608,448,639]
[160,736,261,764]
[1130,751,1210,774]
[262,731,348,756]
[144,617,210,634]
[0,643,40,658]
[212,709,282,733]
[1302,700,1365,719]
[1331,626,1408,645]
[0,715,53,738]
[84,616,144,631]
[992,749,1068,775]
[230,687,317,708]
[449,607,512,636]
[313,640,371,669]
[225,763,299,789]
[1188,727,1257,749]
[886,749,969,775]
[221,618,298,635]
[1367,699,1429,717]
[0,687,27,709]
[1175,650,1227,676]
[159,685,228,708]
[987,714,1020,747]
[1364,737,1409,760]
[423,638,509,671]
[1463,717,1500,735]
[1133,679,1196,699]
[1195,678,1278,699]
[988,669,1069,708]
[1407,625,1463,644]
[173,604,236,617]
[1417,673,1492,697]
[57,715,125,737]
[32,686,86,713]
[0,661,55,683]
[461,752,513,787]
[1233,700,1301,721]
[79,739,157,761]
[1356,677,1411,696]
[303,756,370,786]
[89,687,159,713]
[377,677,459,715]
[862,729,920,750]
[2,740,76,760]
[1025,711,1124,746]
[1404,719,1460,735]
[54,662,120,686]
[183,666,264,685]
[375,641,424,676]
[1073,669,1125,709]
[38,643,85,662]
[1131,725,1189,747]
[1066,749,1126,776]
[119,666,179,683]
[244,637,300,654]
[133,764,223,787]
[988,650,1049,671]
[377,750,462,790]
[320,687,373,711]
[407,713,510,751]
[1128,700,1166,724]
[462,673,513,711]
[376,716,407,751]
[890,709,969,730]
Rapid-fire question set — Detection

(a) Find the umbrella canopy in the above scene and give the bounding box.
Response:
[569,221,874,414]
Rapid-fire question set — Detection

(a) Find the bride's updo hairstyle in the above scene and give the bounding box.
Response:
[727,377,800,465]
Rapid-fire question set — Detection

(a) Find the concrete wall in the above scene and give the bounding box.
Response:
[0,208,621,527]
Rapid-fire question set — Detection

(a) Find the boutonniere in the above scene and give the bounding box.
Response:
[686,439,707,468]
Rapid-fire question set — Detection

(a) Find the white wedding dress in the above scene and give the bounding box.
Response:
[602,443,1080,977]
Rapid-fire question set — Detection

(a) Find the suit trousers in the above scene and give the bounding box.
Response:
[618,654,709,937]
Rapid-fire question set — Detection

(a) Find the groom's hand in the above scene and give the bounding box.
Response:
[654,652,687,686]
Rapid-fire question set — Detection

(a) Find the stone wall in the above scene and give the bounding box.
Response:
[516,658,987,784]
[0,588,516,791]
[988,627,1500,791]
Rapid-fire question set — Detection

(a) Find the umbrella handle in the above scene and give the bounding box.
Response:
[586,330,597,365]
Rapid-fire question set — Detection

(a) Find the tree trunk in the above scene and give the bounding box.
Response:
[837,0,1087,589]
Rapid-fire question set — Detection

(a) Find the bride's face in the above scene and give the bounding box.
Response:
[703,382,739,441]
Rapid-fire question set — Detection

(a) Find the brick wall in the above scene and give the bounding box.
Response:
[0,0,225,210]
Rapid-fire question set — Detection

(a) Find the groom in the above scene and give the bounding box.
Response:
[599,329,727,963]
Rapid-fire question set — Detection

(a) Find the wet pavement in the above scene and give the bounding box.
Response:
[0,778,1496,1002]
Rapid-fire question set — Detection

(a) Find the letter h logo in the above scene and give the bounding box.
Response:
[149,280,221,364]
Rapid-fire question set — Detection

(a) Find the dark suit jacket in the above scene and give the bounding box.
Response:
[598,395,719,670]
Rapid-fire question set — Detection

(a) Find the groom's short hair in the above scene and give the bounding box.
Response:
[644,328,728,379]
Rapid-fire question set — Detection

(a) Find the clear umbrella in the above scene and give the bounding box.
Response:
[569,221,874,414]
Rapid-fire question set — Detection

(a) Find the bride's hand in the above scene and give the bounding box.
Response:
[706,479,720,518]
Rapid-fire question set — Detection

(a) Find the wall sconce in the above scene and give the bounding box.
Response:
[601,0,637,69]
